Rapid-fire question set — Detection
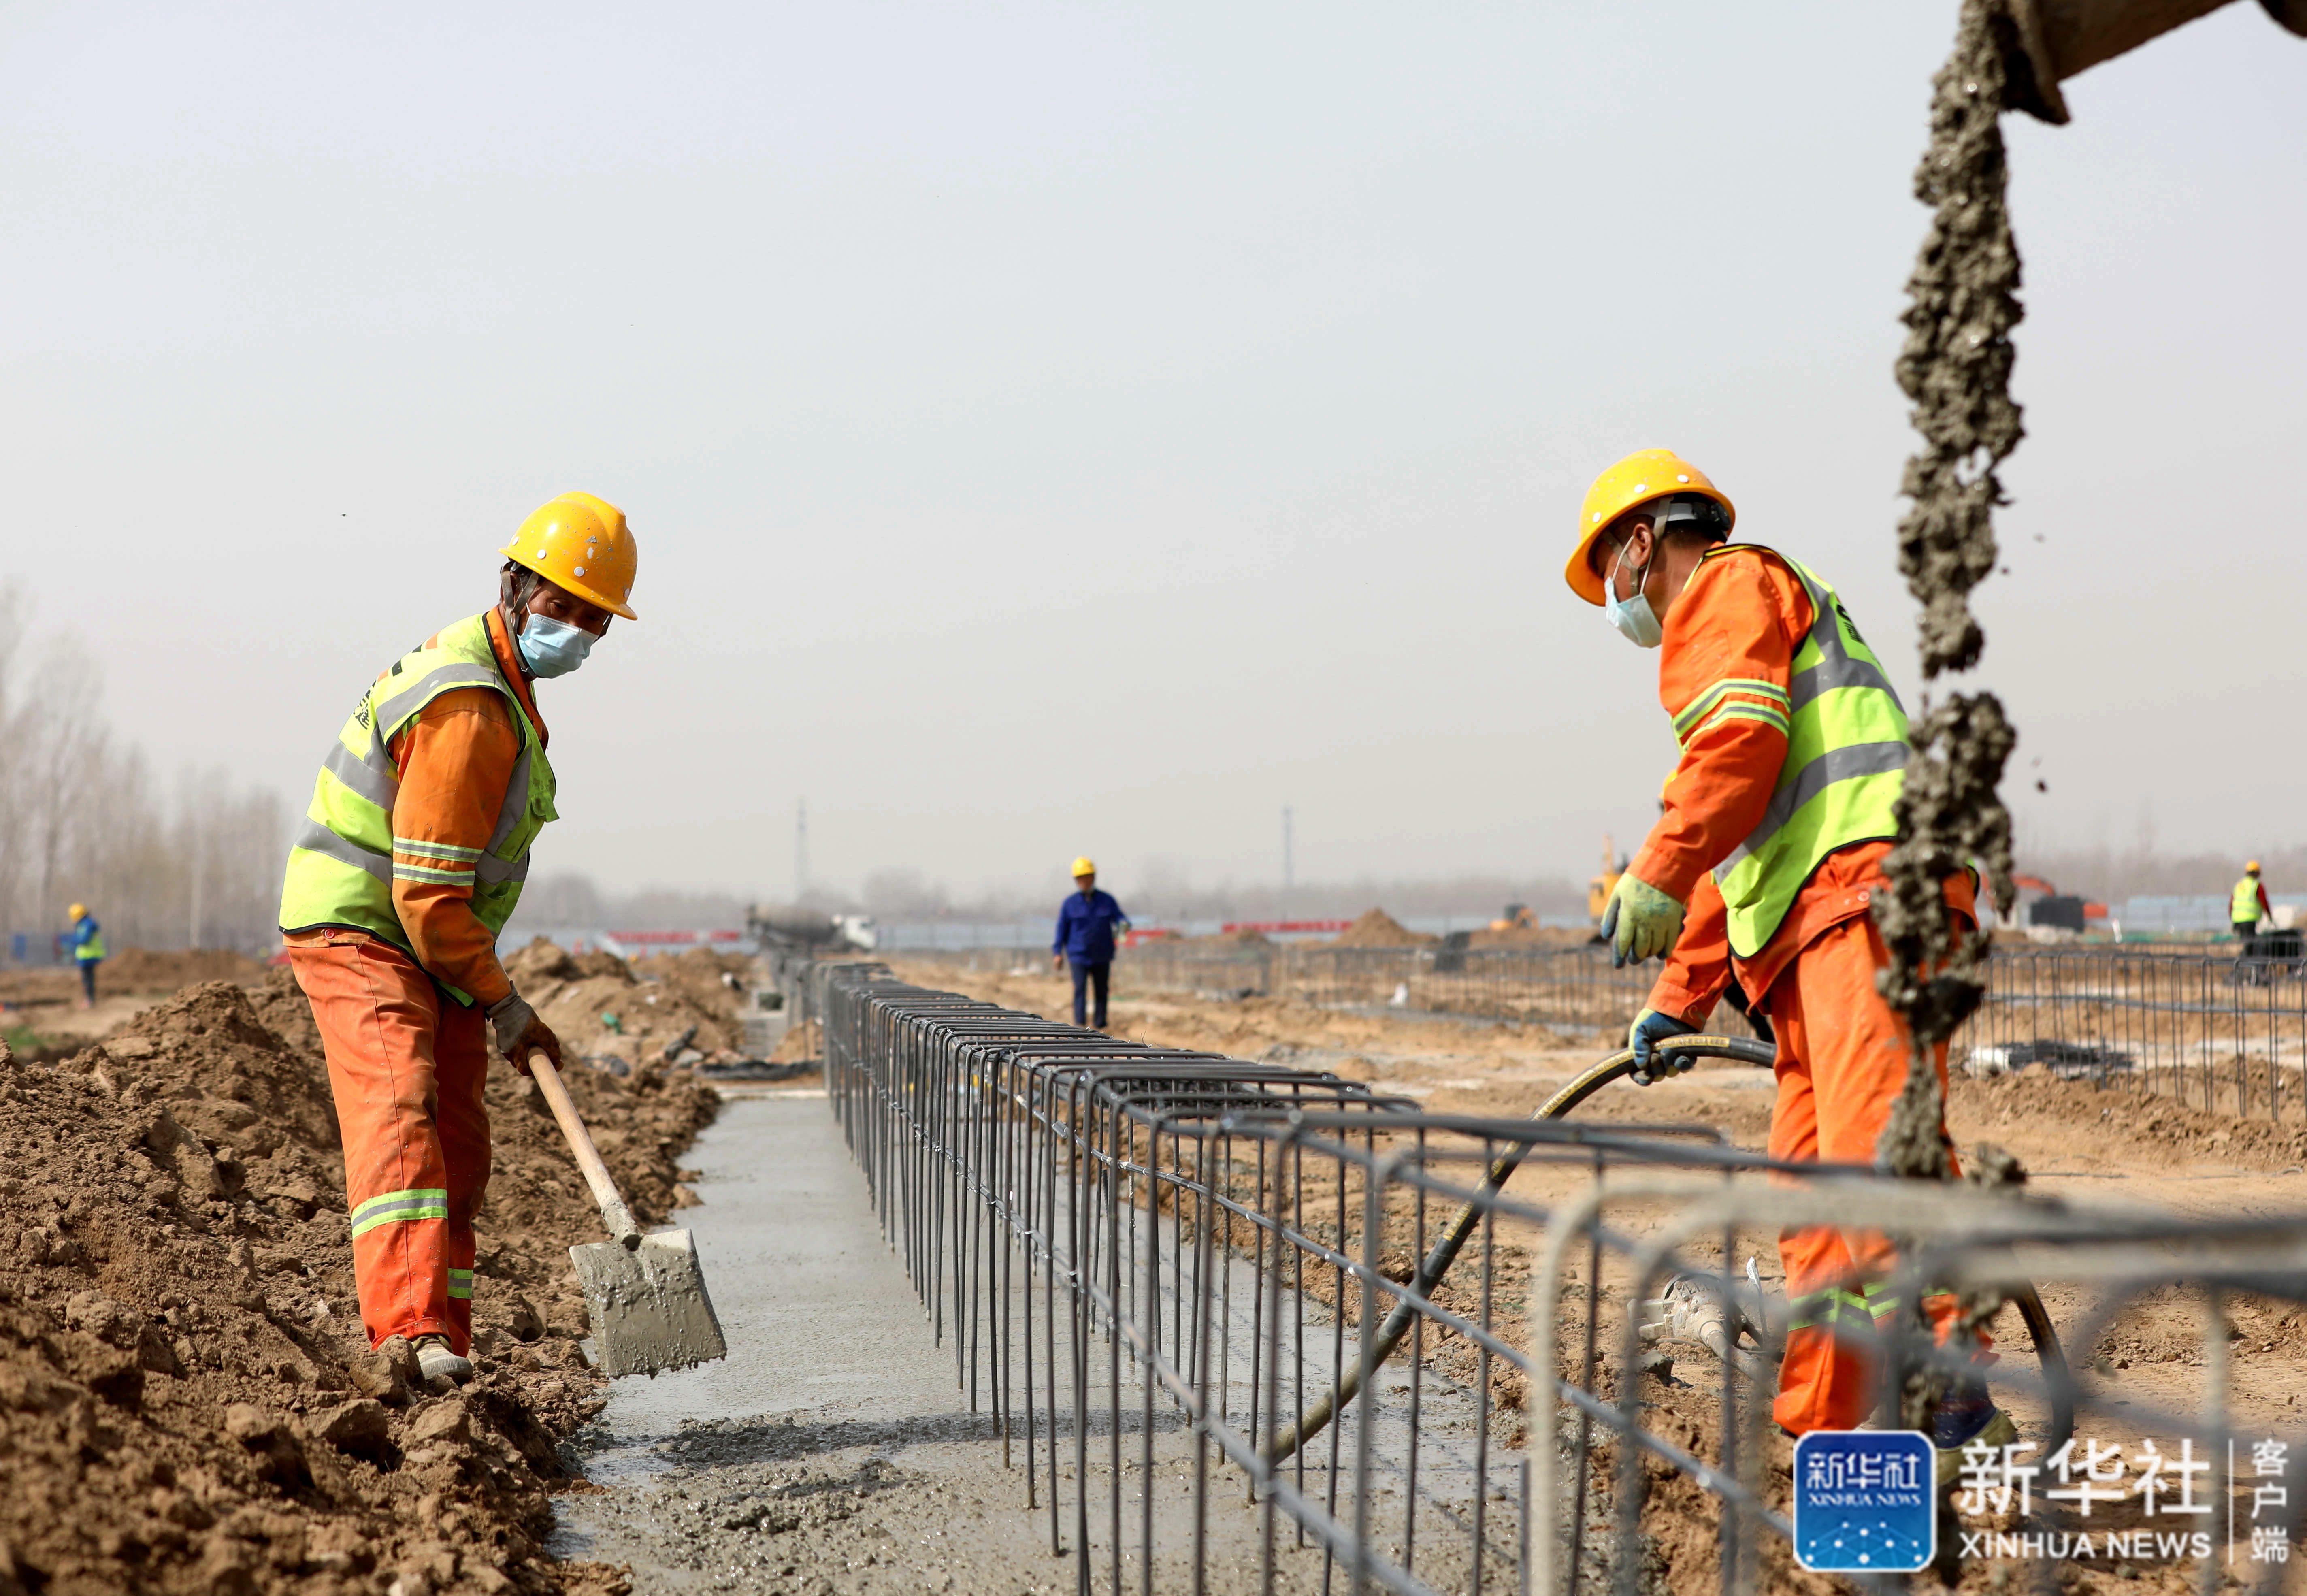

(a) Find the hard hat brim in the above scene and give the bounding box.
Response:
[1566,451,1735,606]
[1565,530,1612,606]
[499,540,639,620]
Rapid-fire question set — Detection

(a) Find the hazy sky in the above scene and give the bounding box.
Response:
[4,2,2303,904]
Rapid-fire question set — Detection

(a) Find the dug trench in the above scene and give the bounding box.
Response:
[0,941,737,1596]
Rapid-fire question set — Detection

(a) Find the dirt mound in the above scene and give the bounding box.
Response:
[629,947,754,1017]
[1169,929,1272,950]
[504,938,636,989]
[107,980,344,1156]
[1329,908,1433,948]
[0,957,720,1595]
[501,940,751,1067]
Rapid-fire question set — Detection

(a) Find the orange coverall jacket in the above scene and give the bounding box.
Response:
[1628,547,1973,1019]
[1623,545,1979,1434]
[381,606,544,1008]
[284,607,545,1353]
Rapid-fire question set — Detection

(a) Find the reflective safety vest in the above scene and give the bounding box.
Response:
[1695,549,1910,958]
[2233,879,2264,924]
[277,612,556,1002]
[74,921,105,962]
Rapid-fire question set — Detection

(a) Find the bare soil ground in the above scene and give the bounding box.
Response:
[893,957,2307,1594]
[1,949,273,1051]
[0,944,740,1596]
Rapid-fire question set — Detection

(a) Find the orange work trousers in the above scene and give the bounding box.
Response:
[1766,912,1975,1434]
[288,928,489,1356]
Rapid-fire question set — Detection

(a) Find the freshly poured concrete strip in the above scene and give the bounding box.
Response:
[552,1091,1521,1595]
[552,1091,1062,1593]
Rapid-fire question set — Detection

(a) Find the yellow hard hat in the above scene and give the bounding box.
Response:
[2248,861,2262,874]
[501,492,639,621]
[1071,857,1096,878]
[1564,449,1736,605]
[67,903,86,920]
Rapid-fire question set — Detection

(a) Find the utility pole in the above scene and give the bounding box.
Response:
[1282,805,1294,892]
[796,798,809,901]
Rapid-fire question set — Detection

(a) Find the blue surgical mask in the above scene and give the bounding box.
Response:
[1603,542,1663,648]
[516,614,596,678]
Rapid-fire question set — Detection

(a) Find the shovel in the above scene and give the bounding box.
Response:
[527,1051,727,1379]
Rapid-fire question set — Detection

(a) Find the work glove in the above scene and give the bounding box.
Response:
[1600,872,1687,967]
[486,991,563,1077]
[1627,1008,1700,1085]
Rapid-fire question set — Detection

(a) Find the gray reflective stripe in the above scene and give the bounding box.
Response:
[373,662,504,738]
[1790,652,1902,710]
[322,737,398,809]
[1714,740,1911,876]
[1784,563,1907,712]
[484,741,531,856]
[475,848,530,886]
[292,818,392,884]
[471,738,535,885]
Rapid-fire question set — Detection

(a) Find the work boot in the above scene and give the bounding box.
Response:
[1932,1382,2019,1488]
[413,1334,474,1386]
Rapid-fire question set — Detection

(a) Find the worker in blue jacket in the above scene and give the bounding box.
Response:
[1051,857,1129,1029]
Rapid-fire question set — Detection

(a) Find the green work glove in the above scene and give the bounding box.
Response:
[1600,872,1687,967]
[1627,1008,1700,1085]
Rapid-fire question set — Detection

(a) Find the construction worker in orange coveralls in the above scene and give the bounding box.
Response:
[1566,449,2012,1468]
[277,494,637,1386]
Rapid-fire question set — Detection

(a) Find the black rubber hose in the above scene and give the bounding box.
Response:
[1262,1033,1769,1466]
[1261,1031,2069,1464]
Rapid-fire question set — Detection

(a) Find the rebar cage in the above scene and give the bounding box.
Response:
[810,959,2307,1595]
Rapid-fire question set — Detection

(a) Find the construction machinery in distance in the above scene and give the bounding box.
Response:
[1586,833,1627,930]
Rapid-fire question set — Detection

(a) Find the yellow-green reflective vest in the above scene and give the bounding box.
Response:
[277,612,557,1002]
[1698,549,1910,958]
[2233,879,2263,923]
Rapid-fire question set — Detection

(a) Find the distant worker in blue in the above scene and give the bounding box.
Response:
[1051,857,1129,1029]
[67,902,105,1010]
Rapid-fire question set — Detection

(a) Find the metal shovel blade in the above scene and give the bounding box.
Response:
[570,1228,728,1379]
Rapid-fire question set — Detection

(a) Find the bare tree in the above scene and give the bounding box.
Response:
[0,584,287,961]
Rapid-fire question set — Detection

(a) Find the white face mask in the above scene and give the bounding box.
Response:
[1602,539,1662,648]
[516,613,597,678]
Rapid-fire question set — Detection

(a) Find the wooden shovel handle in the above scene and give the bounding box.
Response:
[528,1052,642,1249]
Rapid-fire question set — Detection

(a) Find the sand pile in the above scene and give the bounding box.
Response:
[502,940,748,1068]
[628,948,754,1025]
[1165,929,1270,950]
[0,966,719,1595]
[1329,908,1433,948]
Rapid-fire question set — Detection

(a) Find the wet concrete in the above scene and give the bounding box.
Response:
[550,1090,1523,1595]
[551,1090,1061,1594]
